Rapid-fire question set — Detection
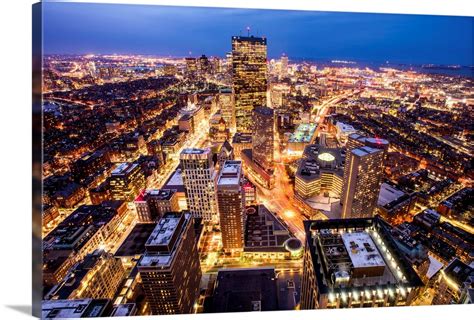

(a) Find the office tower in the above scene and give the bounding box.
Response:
[340,133,389,218]
[180,148,218,223]
[185,57,198,77]
[232,35,268,133]
[217,160,245,253]
[45,249,125,300]
[109,162,145,202]
[218,87,235,133]
[341,146,385,219]
[198,54,211,74]
[280,54,288,78]
[252,106,274,171]
[138,213,201,315]
[300,217,422,309]
[134,189,180,222]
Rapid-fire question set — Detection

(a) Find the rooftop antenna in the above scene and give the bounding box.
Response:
[246,26,251,37]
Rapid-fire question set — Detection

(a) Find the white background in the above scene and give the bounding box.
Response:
[0,0,472,319]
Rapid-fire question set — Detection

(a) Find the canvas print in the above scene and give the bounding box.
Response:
[35,1,474,318]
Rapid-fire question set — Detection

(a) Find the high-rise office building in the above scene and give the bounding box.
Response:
[134,189,180,222]
[252,106,274,172]
[341,146,385,219]
[280,54,288,78]
[300,217,422,309]
[109,162,145,202]
[185,57,198,77]
[180,148,218,223]
[218,87,235,133]
[198,54,211,74]
[217,160,245,253]
[232,35,268,133]
[340,133,389,218]
[138,213,201,315]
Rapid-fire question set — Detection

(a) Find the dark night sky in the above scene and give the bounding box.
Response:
[42,2,473,65]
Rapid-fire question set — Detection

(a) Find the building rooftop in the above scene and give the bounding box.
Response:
[244,205,296,253]
[217,161,242,186]
[180,148,211,160]
[296,145,344,182]
[42,299,111,319]
[377,183,407,207]
[115,223,157,257]
[288,123,317,143]
[207,267,278,313]
[444,258,474,287]
[163,168,185,192]
[232,132,252,144]
[138,213,191,268]
[135,189,176,202]
[109,303,136,317]
[232,35,267,44]
[111,162,138,176]
[336,122,356,133]
[145,213,184,250]
[352,146,381,157]
[304,217,423,294]
[341,232,386,269]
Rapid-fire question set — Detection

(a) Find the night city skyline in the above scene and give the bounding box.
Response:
[38,2,473,318]
[43,3,473,66]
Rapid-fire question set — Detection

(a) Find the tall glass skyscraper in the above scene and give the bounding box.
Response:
[231,35,268,133]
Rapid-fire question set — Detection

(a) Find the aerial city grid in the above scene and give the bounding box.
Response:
[39,5,473,319]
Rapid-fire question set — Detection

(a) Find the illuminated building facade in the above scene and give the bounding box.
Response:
[134,189,180,222]
[301,217,422,309]
[432,258,474,305]
[45,249,125,301]
[217,160,245,253]
[294,145,344,199]
[109,162,145,202]
[252,106,274,171]
[340,134,389,219]
[232,35,268,133]
[218,87,235,133]
[180,148,218,223]
[138,213,201,315]
[280,54,288,79]
[341,146,385,219]
[185,57,198,77]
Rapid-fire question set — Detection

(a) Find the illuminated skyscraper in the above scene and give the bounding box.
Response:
[252,106,274,172]
[217,160,245,253]
[231,35,268,133]
[218,87,235,133]
[341,146,385,219]
[138,213,201,315]
[180,148,218,223]
[340,133,389,218]
[185,57,198,77]
[280,54,288,78]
